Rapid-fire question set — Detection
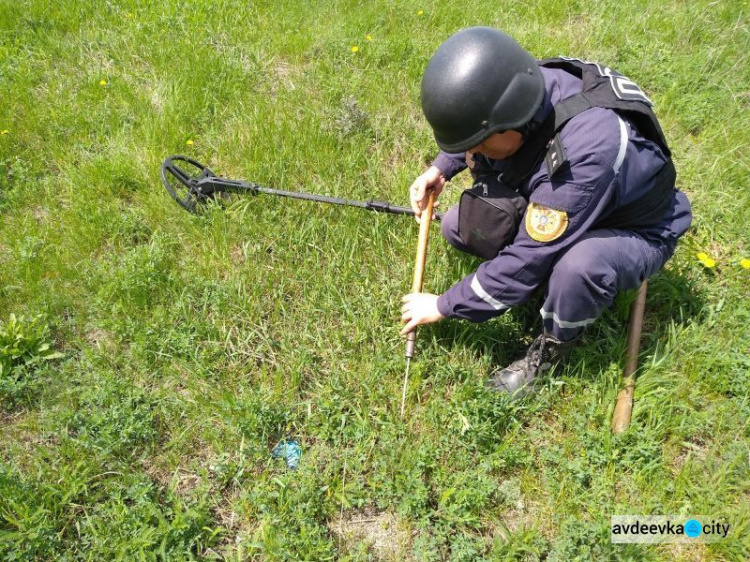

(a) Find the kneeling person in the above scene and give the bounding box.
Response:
[401,27,692,396]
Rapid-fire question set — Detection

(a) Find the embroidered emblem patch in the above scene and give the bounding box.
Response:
[525,202,569,242]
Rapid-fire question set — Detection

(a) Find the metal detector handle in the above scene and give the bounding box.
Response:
[365,200,423,217]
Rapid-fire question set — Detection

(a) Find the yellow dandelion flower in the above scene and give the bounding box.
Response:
[417,10,424,15]
[99,79,107,86]
[696,252,708,261]
[365,35,372,41]
[351,46,359,53]
[740,258,750,269]
[186,139,194,146]
[703,258,716,268]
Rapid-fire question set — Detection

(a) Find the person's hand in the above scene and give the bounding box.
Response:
[409,166,445,223]
[400,293,445,335]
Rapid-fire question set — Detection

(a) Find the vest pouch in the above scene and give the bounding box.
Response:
[458,176,527,260]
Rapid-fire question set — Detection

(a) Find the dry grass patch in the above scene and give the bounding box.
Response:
[331,508,413,561]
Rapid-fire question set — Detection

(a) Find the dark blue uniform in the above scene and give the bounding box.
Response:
[432,65,692,341]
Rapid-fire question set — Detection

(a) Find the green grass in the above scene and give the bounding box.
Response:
[1,0,749,559]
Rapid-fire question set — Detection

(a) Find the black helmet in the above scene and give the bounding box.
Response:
[420,27,545,153]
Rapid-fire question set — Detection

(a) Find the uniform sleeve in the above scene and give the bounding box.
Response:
[436,156,618,321]
[431,151,468,181]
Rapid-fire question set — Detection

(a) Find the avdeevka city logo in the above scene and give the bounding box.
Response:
[611,516,730,543]
[684,519,702,538]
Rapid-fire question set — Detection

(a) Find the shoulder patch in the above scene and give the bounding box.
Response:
[525,202,569,242]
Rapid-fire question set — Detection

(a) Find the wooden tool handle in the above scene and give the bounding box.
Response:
[405,190,436,358]
[411,190,436,292]
[612,280,648,434]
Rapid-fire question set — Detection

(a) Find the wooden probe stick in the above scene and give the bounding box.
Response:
[401,190,436,418]
[612,280,648,434]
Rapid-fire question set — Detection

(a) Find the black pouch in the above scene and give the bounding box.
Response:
[458,176,527,260]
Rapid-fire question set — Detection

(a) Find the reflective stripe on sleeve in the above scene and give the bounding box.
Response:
[613,117,628,175]
[470,275,510,311]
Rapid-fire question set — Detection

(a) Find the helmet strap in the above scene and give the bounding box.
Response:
[515,99,547,140]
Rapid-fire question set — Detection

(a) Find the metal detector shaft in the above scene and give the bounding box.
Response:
[200,176,420,216]
[161,155,442,219]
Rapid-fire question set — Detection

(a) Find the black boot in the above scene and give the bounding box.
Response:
[486,332,577,397]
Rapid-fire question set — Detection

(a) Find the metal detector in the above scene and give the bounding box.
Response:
[161,155,441,220]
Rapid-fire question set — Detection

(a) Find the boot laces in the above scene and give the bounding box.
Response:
[530,333,562,372]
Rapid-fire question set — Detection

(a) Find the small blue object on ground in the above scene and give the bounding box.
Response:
[272,439,301,469]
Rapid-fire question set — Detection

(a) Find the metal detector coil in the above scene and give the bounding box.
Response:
[161,155,257,213]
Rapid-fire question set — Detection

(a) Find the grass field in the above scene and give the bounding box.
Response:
[1,0,749,559]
